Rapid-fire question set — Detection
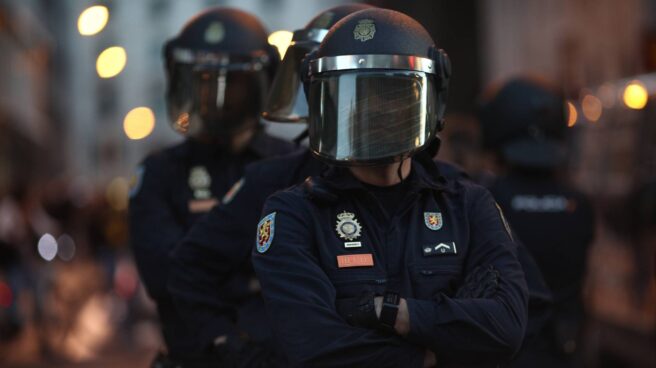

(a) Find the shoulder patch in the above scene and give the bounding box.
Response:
[129,165,145,198]
[256,212,276,253]
[222,178,245,204]
[495,202,514,241]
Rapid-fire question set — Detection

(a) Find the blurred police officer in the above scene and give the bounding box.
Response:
[128,7,294,367]
[251,9,528,367]
[479,77,595,367]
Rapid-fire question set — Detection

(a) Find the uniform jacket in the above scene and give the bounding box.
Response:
[252,158,529,367]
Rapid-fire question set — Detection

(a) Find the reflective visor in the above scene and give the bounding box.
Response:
[308,70,439,164]
[261,29,326,123]
[167,54,269,139]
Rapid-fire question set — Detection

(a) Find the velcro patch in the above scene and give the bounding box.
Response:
[337,254,374,268]
[188,198,218,213]
[423,242,457,256]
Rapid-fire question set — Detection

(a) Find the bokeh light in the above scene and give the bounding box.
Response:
[0,281,12,308]
[596,83,616,108]
[96,46,127,78]
[38,233,58,261]
[78,5,109,36]
[106,177,129,211]
[623,80,649,110]
[123,107,155,140]
[268,30,293,59]
[582,94,603,122]
[566,101,578,127]
[57,234,76,261]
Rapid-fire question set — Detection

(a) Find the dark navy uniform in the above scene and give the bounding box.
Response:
[168,148,468,351]
[129,132,293,360]
[251,157,528,366]
[488,171,593,366]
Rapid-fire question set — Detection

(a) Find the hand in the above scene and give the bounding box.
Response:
[394,298,410,336]
[423,350,436,367]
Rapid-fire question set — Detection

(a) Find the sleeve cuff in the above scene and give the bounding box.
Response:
[406,297,438,348]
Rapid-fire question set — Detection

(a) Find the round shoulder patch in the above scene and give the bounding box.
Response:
[256,212,276,253]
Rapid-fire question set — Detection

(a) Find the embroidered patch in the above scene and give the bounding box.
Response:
[129,165,145,198]
[222,178,244,204]
[256,212,276,253]
[337,254,374,268]
[344,242,362,248]
[335,211,362,241]
[423,242,457,256]
[424,212,443,230]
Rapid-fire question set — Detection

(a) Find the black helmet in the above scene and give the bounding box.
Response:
[262,4,374,123]
[163,7,278,142]
[479,77,568,168]
[304,8,451,165]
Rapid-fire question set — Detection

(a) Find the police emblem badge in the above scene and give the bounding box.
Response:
[204,21,225,44]
[424,212,443,230]
[189,166,212,199]
[256,212,276,253]
[335,211,362,241]
[353,19,375,42]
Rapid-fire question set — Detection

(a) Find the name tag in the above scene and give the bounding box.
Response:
[337,254,374,268]
[188,198,218,213]
[344,241,362,248]
[423,242,457,256]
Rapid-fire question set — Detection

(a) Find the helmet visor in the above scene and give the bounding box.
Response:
[308,70,439,164]
[167,61,269,139]
[261,41,316,123]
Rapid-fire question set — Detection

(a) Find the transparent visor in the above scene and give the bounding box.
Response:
[261,42,316,123]
[308,70,439,164]
[167,62,269,139]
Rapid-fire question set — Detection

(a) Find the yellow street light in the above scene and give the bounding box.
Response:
[78,5,109,36]
[96,46,126,78]
[623,80,648,110]
[268,30,293,59]
[124,107,155,140]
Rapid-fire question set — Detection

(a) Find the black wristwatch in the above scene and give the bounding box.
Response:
[378,291,400,333]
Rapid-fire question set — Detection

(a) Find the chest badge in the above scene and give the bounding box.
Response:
[335,211,362,241]
[424,212,443,230]
[423,242,457,256]
[189,166,212,199]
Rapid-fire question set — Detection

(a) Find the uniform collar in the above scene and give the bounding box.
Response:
[317,157,449,194]
[184,127,269,159]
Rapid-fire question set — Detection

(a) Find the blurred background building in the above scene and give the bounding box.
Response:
[0,0,654,367]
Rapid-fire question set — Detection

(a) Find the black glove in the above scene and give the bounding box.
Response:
[335,291,380,330]
[456,264,500,299]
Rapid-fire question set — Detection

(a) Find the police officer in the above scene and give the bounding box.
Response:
[478,77,595,367]
[251,9,528,367]
[128,7,294,366]
[166,1,472,359]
